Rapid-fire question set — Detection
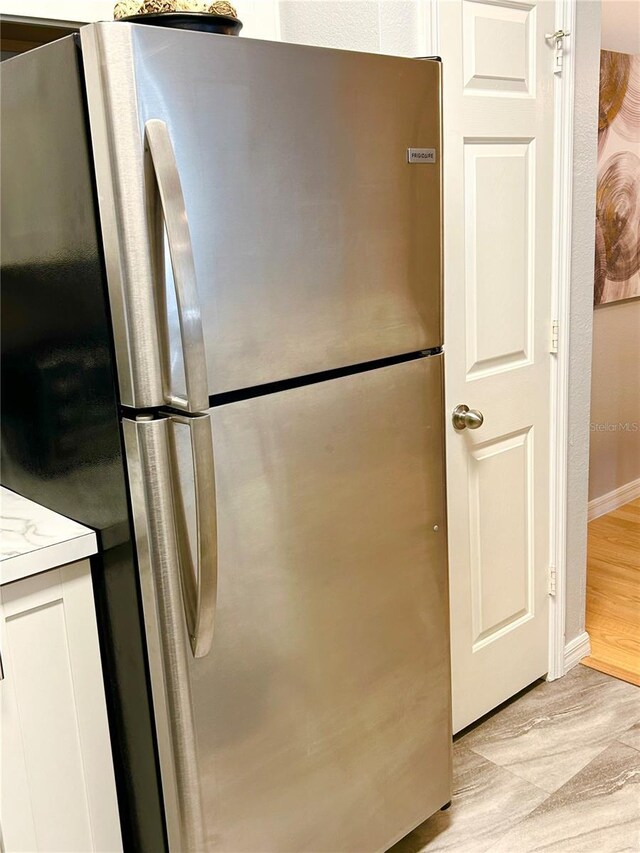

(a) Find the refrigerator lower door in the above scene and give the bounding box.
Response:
[125,355,451,853]
[82,22,442,407]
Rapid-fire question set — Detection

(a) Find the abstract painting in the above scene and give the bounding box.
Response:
[595,50,640,305]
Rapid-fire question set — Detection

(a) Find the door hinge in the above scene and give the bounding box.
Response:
[548,565,557,596]
[550,320,559,354]
[546,29,570,74]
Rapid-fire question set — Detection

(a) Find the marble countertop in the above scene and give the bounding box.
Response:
[0,487,98,585]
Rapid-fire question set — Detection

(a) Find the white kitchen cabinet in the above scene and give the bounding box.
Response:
[0,490,122,853]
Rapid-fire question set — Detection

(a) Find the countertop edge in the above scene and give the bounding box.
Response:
[1,487,99,586]
[0,529,98,586]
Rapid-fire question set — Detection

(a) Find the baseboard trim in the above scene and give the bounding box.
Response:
[564,631,591,672]
[588,478,640,522]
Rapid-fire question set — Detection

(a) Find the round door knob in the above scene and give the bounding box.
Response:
[452,404,484,431]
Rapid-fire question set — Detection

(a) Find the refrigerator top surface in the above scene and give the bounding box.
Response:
[88,19,440,64]
[81,22,442,408]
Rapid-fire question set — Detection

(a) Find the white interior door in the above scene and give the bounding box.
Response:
[440,0,556,732]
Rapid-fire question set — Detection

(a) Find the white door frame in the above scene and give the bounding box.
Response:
[547,0,578,681]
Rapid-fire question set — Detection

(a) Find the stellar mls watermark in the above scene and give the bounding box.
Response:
[590,422,639,432]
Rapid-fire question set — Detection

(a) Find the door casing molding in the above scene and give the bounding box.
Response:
[548,0,579,681]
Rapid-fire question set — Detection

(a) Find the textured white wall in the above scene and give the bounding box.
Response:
[238,0,431,55]
[564,0,601,647]
[0,0,113,24]
[278,1,427,55]
[237,1,281,40]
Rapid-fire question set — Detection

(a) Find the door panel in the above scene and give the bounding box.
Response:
[469,428,533,647]
[464,139,534,377]
[82,23,442,405]
[441,0,554,732]
[149,356,451,852]
[462,0,536,96]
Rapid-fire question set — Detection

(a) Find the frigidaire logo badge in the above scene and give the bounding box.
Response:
[407,148,437,164]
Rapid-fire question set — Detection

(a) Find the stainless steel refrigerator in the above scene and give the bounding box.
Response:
[1,22,451,852]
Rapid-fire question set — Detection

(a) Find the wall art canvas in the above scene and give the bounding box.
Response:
[595,50,640,305]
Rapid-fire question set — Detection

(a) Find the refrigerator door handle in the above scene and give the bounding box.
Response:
[169,412,217,659]
[123,415,205,851]
[144,119,209,413]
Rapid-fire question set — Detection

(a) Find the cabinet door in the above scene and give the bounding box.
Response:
[0,561,122,852]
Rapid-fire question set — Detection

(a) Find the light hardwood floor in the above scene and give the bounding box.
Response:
[582,498,640,687]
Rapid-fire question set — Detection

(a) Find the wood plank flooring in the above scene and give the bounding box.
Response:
[582,498,640,687]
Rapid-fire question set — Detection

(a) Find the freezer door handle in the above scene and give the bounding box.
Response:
[144,119,209,413]
[169,413,218,659]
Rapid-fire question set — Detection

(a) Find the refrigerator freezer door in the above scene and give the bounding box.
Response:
[82,23,442,406]
[126,355,451,852]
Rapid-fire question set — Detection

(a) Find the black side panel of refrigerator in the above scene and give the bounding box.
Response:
[0,36,167,852]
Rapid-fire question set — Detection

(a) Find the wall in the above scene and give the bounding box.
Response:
[240,0,431,55]
[588,0,640,504]
[564,0,601,647]
[600,0,640,55]
[0,1,113,24]
[277,1,428,55]
[590,303,640,499]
